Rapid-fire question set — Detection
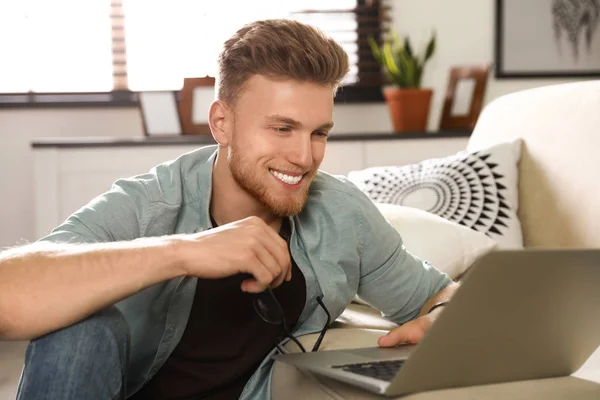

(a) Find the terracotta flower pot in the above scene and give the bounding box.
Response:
[383,88,433,133]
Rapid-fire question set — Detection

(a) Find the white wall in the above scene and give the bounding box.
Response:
[0,0,593,248]
[0,109,143,248]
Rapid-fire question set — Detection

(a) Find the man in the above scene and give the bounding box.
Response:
[0,19,457,399]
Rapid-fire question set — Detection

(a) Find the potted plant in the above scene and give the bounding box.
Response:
[369,30,436,132]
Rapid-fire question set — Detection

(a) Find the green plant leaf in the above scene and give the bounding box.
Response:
[397,49,415,88]
[404,37,414,59]
[414,61,423,87]
[382,41,401,80]
[374,28,437,88]
[394,59,408,87]
[367,36,383,65]
[424,31,436,62]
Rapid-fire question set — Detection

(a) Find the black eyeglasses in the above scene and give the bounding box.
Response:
[254,287,331,354]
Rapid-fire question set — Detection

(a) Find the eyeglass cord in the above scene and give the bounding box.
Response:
[271,293,331,354]
[311,296,331,352]
[265,287,308,353]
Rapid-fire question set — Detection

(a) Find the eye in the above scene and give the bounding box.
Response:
[273,126,292,133]
[313,130,329,138]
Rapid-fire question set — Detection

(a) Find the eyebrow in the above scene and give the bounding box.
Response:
[266,114,334,131]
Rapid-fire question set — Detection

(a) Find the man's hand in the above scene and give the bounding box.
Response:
[377,313,434,347]
[378,282,458,347]
[173,216,292,293]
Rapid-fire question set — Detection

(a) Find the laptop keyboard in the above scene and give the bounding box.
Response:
[331,359,405,382]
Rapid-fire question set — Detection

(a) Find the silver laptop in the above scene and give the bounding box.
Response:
[274,249,600,397]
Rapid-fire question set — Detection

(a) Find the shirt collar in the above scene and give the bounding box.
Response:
[196,145,218,232]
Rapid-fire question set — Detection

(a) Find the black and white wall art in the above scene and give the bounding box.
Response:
[496,0,600,78]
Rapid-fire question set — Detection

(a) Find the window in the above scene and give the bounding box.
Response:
[0,0,113,93]
[0,0,389,106]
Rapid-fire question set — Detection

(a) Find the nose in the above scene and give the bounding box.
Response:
[289,134,313,169]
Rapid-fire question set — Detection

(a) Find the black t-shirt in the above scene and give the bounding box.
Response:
[130,218,306,399]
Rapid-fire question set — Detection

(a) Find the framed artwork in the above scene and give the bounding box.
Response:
[138,91,182,137]
[439,65,490,131]
[178,77,215,135]
[495,0,600,78]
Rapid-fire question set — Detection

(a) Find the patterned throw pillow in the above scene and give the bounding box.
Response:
[348,139,523,249]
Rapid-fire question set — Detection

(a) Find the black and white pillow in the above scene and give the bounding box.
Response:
[348,139,523,249]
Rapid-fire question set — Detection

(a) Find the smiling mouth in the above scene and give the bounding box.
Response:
[269,169,304,185]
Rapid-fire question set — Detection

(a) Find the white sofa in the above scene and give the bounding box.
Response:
[271,80,600,399]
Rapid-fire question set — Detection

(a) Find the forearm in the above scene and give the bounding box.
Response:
[0,237,185,340]
[417,281,459,319]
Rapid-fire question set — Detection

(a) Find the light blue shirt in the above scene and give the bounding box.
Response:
[39,145,451,398]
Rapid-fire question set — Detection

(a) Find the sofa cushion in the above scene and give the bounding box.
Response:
[375,203,497,280]
[348,139,523,249]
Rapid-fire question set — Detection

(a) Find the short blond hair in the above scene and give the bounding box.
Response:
[217,19,350,105]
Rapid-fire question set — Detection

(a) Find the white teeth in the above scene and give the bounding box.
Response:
[270,170,302,185]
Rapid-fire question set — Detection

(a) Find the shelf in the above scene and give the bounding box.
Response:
[31,130,471,149]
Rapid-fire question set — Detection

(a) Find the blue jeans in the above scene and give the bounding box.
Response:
[16,306,130,400]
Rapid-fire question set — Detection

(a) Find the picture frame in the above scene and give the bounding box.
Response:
[178,77,216,135]
[439,64,490,131]
[138,91,183,137]
[495,0,600,78]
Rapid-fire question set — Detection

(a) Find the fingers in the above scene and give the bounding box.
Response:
[191,216,292,291]
[252,218,292,282]
[240,277,266,294]
[248,238,287,289]
[285,265,292,282]
[224,217,290,291]
[377,319,427,347]
[242,217,291,288]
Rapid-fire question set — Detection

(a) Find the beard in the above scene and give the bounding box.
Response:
[227,142,314,217]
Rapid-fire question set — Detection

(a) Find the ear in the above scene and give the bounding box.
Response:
[209,100,231,146]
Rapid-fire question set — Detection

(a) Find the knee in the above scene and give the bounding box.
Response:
[25,305,130,370]
[18,306,130,399]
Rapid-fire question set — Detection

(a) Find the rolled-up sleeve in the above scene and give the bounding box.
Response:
[356,199,452,325]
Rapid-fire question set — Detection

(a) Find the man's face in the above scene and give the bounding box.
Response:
[226,75,334,216]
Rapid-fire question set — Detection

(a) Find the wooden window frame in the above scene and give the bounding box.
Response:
[0,0,389,108]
